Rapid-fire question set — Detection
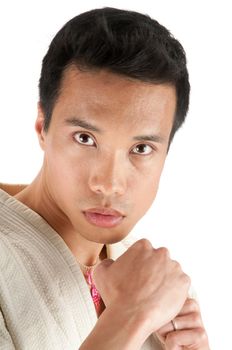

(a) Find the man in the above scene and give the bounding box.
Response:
[0,7,210,349]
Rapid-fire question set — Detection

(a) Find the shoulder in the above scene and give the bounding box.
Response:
[0,183,26,196]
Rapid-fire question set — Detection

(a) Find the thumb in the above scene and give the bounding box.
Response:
[92,258,114,285]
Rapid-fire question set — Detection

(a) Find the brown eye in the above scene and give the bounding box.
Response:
[73,132,95,146]
[132,144,153,155]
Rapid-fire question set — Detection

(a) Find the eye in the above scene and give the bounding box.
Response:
[131,144,154,155]
[73,132,95,146]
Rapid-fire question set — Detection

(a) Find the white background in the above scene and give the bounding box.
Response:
[0,1,231,349]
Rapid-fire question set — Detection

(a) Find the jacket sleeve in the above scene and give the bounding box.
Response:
[0,309,15,349]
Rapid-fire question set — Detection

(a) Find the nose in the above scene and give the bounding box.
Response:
[88,152,127,197]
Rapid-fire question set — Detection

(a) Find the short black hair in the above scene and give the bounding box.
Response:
[39,7,190,146]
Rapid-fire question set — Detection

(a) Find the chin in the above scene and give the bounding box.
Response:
[83,228,129,245]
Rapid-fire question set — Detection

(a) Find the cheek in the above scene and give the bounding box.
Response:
[143,177,160,202]
[131,172,161,219]
[43,151,90,211]
[48,160,90,195]
[44,139,91,184]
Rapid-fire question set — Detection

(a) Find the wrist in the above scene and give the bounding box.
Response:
[80,304,150,350]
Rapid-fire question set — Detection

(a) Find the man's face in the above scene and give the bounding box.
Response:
[37,66,176,244]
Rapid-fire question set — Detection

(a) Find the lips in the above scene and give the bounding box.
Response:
[83,207,125,228]
[85,207,124,216]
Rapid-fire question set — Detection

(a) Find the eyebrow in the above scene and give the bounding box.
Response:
[64,117,101,132]
[64,117,165,144]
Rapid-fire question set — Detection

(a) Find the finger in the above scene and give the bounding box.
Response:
[178,297,200,316]
[157,311,203,338]
[92,259,114,284]
[155,246,170,257]
[174,312,203,330]
[165,328,208,349]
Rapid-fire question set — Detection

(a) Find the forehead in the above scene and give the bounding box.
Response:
[53,65,176,132]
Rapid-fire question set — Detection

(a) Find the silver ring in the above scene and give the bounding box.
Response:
[171,319,178,331]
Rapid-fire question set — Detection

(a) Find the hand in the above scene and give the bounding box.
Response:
[156,298,210,349]
[93,239,191,336]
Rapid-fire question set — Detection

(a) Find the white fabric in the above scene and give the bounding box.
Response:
[0,189,164,349]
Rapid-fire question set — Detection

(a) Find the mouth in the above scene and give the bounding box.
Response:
[83,208,125,228]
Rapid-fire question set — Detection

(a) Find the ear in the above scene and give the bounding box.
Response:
[35,102,47,150]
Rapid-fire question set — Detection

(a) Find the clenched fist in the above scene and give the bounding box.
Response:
[93,239,191,337]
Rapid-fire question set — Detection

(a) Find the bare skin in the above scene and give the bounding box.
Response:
[0,183,26,195]
[14,65,176,267]
[0,66,210,349]
[156,298,209,349]
[1,185,210,349]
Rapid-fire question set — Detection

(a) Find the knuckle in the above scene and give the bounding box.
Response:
[197,327,208,342]
[135,238,152,250]
[187,298,199,312]
[157,246,170,257]
[192,312,202,326]
[182,273,191,286]
[172,259,181,269]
